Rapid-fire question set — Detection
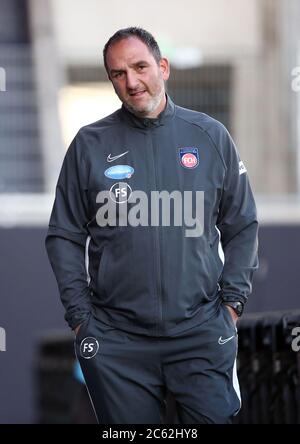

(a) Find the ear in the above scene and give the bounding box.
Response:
[159,58,170,81]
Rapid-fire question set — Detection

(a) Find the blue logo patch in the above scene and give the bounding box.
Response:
[179,147,199,169]
[104,165,134,180]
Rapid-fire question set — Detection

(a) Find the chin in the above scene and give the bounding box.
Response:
[130,105,151,116]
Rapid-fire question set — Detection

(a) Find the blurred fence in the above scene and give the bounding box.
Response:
[0,44,44,193]
[236,310,300,424]
[0,0,44,193]
[167,65,232,132]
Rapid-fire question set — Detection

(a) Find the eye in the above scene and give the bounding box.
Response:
[113,72,123,79]
[137,65,146,71]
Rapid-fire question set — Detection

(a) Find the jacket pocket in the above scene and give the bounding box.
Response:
[75,313,92,343]
[221,303,238,333]
[97,246,108,295]
[208,243,221,279]
[202,243,221,298]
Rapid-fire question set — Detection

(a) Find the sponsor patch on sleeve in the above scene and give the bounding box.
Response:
[239,160,247,175]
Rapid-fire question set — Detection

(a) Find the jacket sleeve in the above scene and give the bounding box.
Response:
[45,130,92,329]
[214,124,259,305]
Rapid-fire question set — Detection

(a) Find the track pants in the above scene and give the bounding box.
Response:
[74,302,241,424]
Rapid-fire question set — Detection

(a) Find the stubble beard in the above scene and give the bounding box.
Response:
[123,82,165,118]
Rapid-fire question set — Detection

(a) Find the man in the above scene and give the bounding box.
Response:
[45,27,259,424]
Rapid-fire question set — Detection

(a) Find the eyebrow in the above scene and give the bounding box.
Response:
[132,60,149,66]
[110,60,150,76]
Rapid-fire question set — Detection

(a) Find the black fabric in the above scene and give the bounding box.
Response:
[74,302,240,424]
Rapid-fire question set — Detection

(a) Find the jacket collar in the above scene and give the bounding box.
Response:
[119,94,175,129]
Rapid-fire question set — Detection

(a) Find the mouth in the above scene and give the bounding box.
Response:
[129,90,147,98]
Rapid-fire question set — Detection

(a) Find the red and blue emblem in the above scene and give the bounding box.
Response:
[179,147,199,169]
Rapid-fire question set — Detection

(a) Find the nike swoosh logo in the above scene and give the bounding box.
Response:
[107,151,129,162]
[218,335,235,345]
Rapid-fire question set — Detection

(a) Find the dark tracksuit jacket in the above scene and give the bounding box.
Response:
[45,95,259,338]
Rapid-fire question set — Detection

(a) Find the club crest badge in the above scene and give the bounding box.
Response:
[179,148,199,169]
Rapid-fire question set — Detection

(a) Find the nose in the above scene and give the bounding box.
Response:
[126,71,139,91]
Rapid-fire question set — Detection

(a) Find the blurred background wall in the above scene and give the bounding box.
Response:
[0,0,300,423]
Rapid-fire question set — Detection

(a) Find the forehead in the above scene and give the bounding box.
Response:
[106,37,156,69]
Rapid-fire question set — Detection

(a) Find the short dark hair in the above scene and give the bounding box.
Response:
[103,27,162,74]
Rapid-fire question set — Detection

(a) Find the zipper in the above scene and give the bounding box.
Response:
[148,130,164,333]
